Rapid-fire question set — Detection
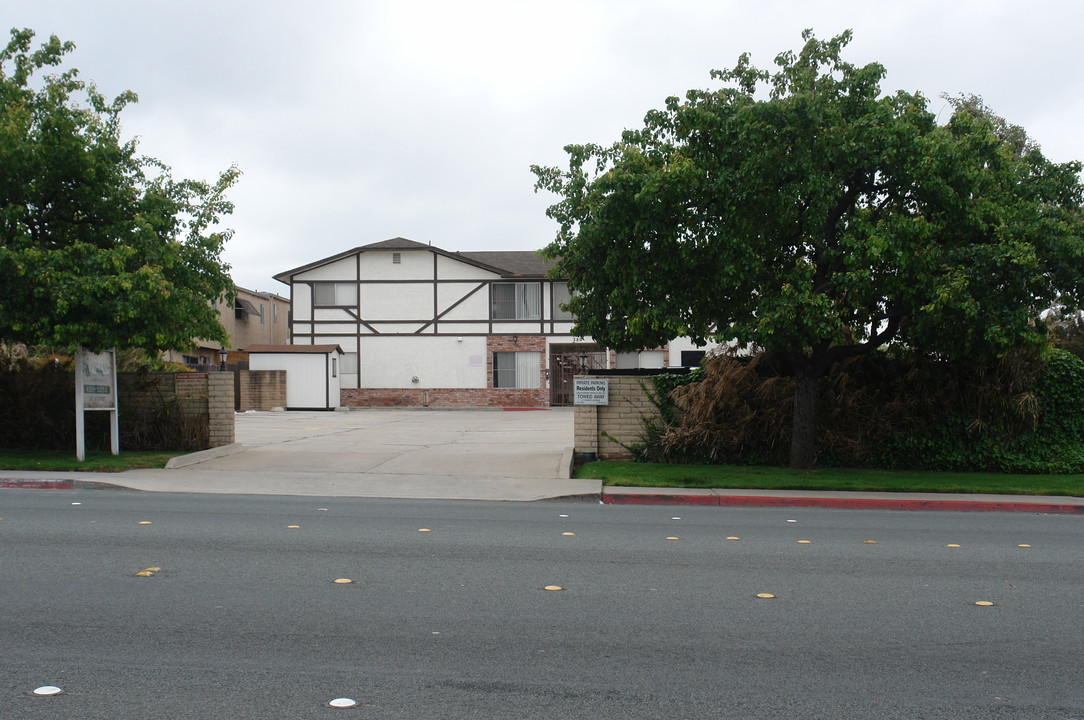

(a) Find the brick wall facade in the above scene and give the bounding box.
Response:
[237,370,286,411]
[574,374,661,461]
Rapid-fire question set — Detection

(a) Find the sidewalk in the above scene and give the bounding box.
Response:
[3,470,1083,512]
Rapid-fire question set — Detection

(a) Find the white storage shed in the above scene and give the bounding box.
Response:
[246,344,343,410]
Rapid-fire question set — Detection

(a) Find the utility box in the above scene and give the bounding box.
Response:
[246,344,343,410]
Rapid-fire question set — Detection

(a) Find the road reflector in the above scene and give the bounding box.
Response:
[544,585,563,591]
[947,544,961,548]
[666,536,679,541]
[975,601,994,606]
[418,528,431,532]
[33,686,62,696]
[727,536,740,541]
[333,578,353,584]
[1017,544,1031,548]
[756,593,775,599]
[138,521,152,525]
[863,540,877,544]
[562,532,575,536]
[329,697,357,708]
[797,540,811,544]
[287,525,300,529]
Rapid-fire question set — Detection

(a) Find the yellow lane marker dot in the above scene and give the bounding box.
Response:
[1017,544,1031,548]
[797,540,811,544]
[544,585,564,591]
[975,601,994,606]
[727,536,740,541]
[287,525,300,529]
[756,593,776,599]
[562,532,575,536]
[666,536,679,541]
[138,521,152,525]
[134,566,162,577]
[863,540,877,544]
[418,528,431,533]
[333,578,353,584]
[947,544,961,548]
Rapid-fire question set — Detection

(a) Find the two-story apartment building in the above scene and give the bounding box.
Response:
[272,237,713,407]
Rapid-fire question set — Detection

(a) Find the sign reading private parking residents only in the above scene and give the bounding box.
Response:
[573,377,609,405]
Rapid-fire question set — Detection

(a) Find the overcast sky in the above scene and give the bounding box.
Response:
[4,1,1083,294]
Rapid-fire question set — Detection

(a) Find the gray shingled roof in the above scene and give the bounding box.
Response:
[274,238,558,283]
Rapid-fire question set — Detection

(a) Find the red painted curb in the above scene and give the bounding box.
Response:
[602,493,1084,514]
[1,478,75,490]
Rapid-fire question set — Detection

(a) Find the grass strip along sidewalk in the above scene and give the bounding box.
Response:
[576,461,1084,498]
[0,449,181,473]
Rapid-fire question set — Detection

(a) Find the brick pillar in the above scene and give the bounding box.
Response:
[207,373,235,447]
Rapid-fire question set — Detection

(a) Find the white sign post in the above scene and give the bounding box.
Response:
[573,377,609,406]
[75,347,119,461]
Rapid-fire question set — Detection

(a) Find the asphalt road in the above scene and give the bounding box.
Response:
[1,488,1081,719]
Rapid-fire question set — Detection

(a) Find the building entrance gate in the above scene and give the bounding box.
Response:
[549,344,608,406]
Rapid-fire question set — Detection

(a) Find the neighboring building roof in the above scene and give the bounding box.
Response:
[272,238,558,283]
[246,344,343,354]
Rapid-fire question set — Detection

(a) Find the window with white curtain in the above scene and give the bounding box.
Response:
[552,281,574,321]
[313,282,357,307]
[493,351,541,389]
[491,282,541,320]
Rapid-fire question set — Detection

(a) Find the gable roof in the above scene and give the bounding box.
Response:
[273,238,558,283]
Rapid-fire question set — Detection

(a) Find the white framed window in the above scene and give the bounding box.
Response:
[493,351,541,389]
[492,282,541,320]
[314,282,357,307]
[552,281,574,321]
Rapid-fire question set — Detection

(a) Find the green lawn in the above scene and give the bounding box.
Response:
[0,448,182,472]
[576,461,1084,497]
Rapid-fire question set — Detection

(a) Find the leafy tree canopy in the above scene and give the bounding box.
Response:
[532,30,1084,468]
[0,28,239,353]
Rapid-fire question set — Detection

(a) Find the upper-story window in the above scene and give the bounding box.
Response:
[552,282,574,321]
[314,282,357,307]
[492,282,541,320]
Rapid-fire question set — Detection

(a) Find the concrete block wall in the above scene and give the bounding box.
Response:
[207,373,235,447]
[237,370,286,411]
[575,374,661,461]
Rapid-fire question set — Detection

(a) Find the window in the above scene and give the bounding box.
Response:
[259,303,265,324]
[331,358,337,378]
[340,352,358,375]
[272,304,278,323]
[492,282,541,320]
[493,351,541,389]
[681,350,706,367]
[182,355,199,365]
[552,282,574,321]
[392,252,401,264]
[314,282,357,307]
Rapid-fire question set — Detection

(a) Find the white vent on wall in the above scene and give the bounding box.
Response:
[392,252,401,264]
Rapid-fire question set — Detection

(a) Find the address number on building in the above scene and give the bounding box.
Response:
[573,378,609,405]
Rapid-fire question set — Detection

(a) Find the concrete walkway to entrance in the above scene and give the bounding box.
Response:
[86,407,598,501]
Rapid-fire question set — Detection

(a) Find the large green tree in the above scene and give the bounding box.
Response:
[532,30,1084,468]
[0,28,239,353]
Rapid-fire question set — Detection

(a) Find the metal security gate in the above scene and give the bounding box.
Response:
[549,344,608,406]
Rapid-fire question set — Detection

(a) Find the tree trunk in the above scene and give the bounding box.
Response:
[789,367,818,469]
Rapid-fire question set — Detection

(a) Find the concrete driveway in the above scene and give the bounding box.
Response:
[108,407,600,501]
